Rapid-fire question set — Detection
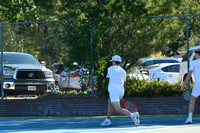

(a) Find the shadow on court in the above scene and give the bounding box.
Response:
[0,117,200,133]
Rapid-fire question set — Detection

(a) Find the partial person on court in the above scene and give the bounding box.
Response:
[181,49,200,124]
[101,55,140,127]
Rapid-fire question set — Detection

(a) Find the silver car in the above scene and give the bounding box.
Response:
[52,63,90,90]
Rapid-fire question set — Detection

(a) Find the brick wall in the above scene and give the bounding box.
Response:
[0,96,200,116]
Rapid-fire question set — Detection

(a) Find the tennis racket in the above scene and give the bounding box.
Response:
[122,99,138,112]
[182,89,191,102]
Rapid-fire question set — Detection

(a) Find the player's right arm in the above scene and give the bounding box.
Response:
[181,70,193,91]
[181,60,195,91]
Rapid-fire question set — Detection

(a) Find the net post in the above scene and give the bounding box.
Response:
[0,23,4,100]
[90,19,94,96]
[186,16,190,91]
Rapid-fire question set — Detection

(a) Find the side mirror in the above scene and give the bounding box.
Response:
[41,61,46,66]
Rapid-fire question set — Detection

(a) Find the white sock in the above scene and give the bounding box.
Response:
[188,112,193,119]
[130,113,135,118]
[106,118,111,122]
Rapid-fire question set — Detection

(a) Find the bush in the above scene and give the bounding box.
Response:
[39,76,193,98]
[39,90,93,99]
[97,76,194,97]
[124,77,193,97]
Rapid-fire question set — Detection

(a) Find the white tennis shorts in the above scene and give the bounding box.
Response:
[192,81,200,97]
[108,88,124,103]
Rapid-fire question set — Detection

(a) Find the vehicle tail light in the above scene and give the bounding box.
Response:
[70,72,80,77]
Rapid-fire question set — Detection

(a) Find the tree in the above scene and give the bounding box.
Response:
[1,0,200,91]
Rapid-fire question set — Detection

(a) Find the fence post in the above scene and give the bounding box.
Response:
[90,19,94,96]
[0,23,4,100]
[186,16,190,90]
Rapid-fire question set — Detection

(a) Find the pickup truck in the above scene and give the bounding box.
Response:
[0,52,56,96]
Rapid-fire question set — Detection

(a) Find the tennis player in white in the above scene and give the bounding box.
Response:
[101,55,140,127]
[181,49,200,124]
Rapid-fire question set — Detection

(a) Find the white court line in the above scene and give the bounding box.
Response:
[3,125,178,133]
[126,124,200,133]
[2,124,200,133]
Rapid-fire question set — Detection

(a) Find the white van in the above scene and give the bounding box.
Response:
[179,45,200,82]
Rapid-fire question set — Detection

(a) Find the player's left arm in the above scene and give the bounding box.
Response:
[123,70,126,91]
[121,70,126,102]
[122,77,126,102]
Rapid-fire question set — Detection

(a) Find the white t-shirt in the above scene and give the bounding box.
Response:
[106,66,126,91]
[189,59,200,82]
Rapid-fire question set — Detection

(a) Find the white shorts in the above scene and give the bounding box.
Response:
[109,89,124,103]
[192,81,200,97]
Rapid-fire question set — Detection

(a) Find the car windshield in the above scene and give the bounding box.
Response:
[0,53,40,65]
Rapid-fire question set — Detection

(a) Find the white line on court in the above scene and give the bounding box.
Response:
[127,124,200,133]
[3,125,177,133]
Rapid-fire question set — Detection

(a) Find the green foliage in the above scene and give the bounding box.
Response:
[125,77,194,97]
[96,74,109,97]
[39,89,91,98]
[38,76,194,98]
[1,0,199,68]
[97,76,194,97]
[1,0,200,92]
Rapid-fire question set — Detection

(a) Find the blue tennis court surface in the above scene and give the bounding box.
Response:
[0,117,200,133]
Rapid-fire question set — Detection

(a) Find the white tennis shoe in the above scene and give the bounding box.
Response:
[131,112,140,127]
[185,117,192,124]
[101,119,111,126]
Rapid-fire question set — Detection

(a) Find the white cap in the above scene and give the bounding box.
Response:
[110,55,121,62]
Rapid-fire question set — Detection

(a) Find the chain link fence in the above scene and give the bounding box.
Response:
[1,14,200,99]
